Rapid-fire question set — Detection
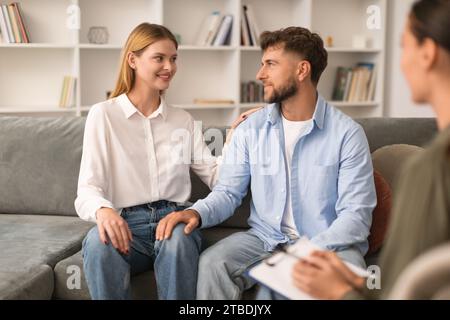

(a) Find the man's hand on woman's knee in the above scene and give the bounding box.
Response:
[156,209,201,241]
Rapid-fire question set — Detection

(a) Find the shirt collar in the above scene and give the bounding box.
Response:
[117,93,168,120]
[267,92,326,130]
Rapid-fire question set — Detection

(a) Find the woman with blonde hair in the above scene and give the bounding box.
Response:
[75,23,256,299]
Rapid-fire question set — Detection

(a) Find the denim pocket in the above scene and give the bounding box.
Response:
[120,208,128,219]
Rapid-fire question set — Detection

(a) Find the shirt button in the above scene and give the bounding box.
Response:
[276,216,280,220]
[281,189,285,192]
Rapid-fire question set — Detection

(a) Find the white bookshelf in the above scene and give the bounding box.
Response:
[0,0,387,125]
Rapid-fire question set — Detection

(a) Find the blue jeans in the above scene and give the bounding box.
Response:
[82,200,202,300]
[197,231,271,299]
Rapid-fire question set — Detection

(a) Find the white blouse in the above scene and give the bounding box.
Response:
[75,93,219,222]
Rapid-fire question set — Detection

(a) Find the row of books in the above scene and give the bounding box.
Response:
[59,76,77,108]
[0,2,30,43]
[194,3,260,47]
[241,81,264,103]
[196,11,233,46]
[241,4,260,46]
[331,63,377,102]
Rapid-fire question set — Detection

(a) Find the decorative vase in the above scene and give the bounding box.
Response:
[88,26,109,44]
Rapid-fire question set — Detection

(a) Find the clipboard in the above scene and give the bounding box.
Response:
[248,237,371,300]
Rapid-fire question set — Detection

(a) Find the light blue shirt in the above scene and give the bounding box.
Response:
[191,95,376,255]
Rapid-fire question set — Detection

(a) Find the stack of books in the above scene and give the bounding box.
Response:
[195,11,233,46]
[331,63,377,102]
[59,76,77,108]
[241,81,264,103]
[0,2,30,43]
[241,4,259,46]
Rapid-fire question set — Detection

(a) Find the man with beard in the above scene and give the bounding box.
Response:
[156,27,377,300]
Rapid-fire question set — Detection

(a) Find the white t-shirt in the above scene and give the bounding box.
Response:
[281,115,313,239]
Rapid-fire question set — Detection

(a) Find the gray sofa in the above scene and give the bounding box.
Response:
[0,115,438,300]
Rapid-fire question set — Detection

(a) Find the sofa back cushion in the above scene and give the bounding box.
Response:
[355,118,437,153]
[372,144,424,189]
[0,116,436,221]
[0,116,84,216]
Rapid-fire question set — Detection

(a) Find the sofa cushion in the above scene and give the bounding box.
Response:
[0,116,85,216]
[372,144,424,189]
[0,265,54,299]
[53,250,157,300]
[355,118,437,153]
[0,214,94,270]
[367,170,392,256]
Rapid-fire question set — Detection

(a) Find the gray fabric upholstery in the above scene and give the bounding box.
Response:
[0,214,93,270]
[201,227,248,249]
[0,116,85,216]
[0,265,54,300]
[355,118,437,153]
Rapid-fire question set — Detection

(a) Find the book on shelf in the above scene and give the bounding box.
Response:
[212,14,233,46]
[13,2,29,42]
[240,7,250,47]
[193,99,234,105]
[0,2,30,44]
[196,11,233,46]
[331,66,348,101]
[0,5,12,43]
[205,13,223,46]
[59,76,77,108]
[241,4,260,46]
[367,65,377,102]
[331,62,376,103]
[241,81,264,103]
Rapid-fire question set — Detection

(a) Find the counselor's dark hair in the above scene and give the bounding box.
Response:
[410,0,450,52]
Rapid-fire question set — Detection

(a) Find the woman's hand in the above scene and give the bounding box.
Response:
[291,250,364,299]
[96,207,133,255]
[226,106,263,144]
[312,251,366,289]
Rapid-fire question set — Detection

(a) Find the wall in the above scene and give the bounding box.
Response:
[384,0,435,118]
